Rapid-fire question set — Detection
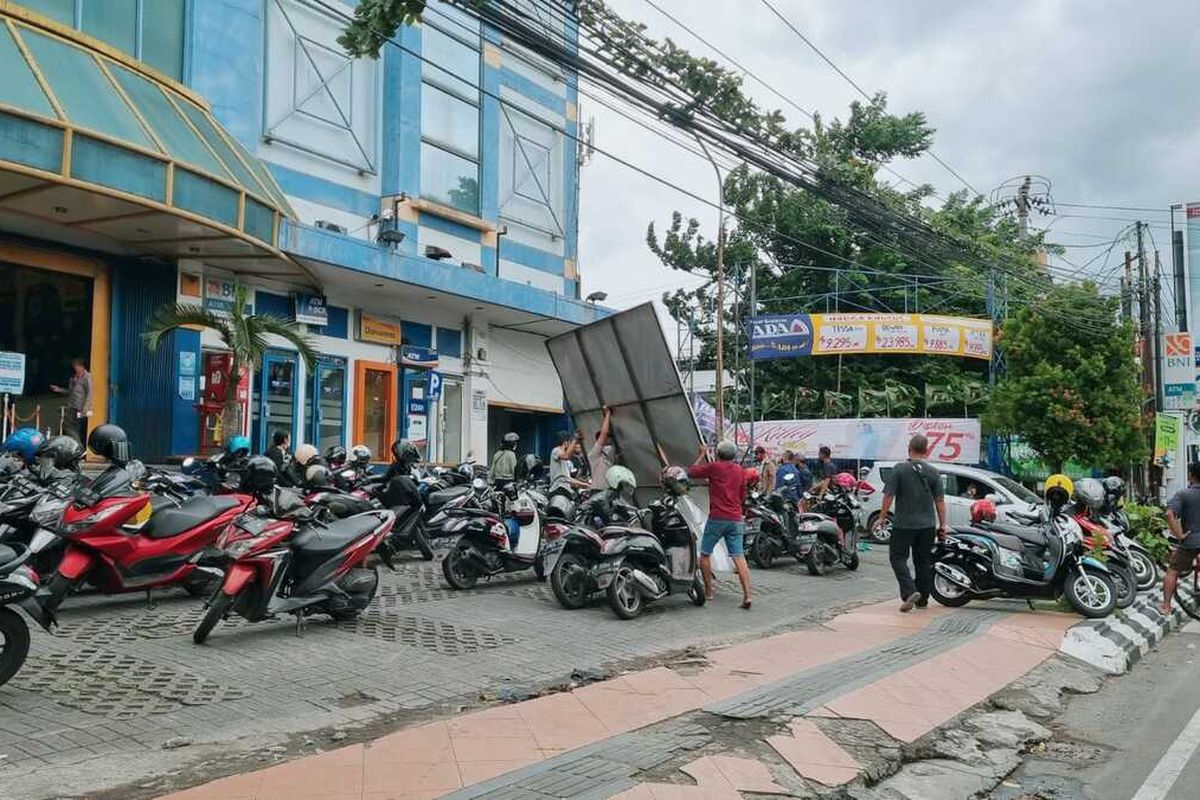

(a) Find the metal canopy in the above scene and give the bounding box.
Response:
[546,302,704,493]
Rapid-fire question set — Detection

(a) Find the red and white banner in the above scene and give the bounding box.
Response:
[746,418,981,464]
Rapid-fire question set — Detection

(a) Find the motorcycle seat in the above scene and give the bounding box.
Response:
[291,515,381,556]
[989,521,1048,548]
[143,495,242,539]
[600,525,642,539]
[0,543,22,572]
[427,485,470,511]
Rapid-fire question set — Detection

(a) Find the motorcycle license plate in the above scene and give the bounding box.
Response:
[541,538,565,573]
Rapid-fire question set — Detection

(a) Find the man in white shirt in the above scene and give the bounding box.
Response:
[588,406,614,489]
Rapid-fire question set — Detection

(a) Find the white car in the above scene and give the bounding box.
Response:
[859,461,1042,542]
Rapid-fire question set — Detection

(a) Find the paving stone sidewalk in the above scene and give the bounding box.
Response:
[156,598,1081,800]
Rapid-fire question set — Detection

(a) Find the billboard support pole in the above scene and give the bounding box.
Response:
[694,134,725,442]
[749,260,757,449]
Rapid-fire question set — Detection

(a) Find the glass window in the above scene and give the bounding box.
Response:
[81,0,136,54]
[420,142,479,215]
[438,328,462,358]
[107,62,230,177]
[20,28,154,149]
[421,83,478,159]
[422,25,479,89]
[172,167,239,227]
[172,97,272,198]
[0,25,56,119]
[140,0,185,80]
[19,0,74,26]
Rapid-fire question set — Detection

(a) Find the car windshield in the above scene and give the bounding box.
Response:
[993,475,1039,505]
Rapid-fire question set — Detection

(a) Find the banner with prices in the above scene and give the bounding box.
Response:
[750,313,992,361]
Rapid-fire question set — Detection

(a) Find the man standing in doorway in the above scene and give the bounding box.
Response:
[1161,462,1200,616]
[689,440,753,609]
[50,358,92,444]
[265,430,290,471]
[874,434,948,612]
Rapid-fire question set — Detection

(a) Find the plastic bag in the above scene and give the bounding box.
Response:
[678,495,733,573]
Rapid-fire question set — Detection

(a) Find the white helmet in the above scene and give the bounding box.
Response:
[294,443,318,466]
[605,465,636,493]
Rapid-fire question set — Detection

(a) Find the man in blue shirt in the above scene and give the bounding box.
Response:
[775,450,801,501]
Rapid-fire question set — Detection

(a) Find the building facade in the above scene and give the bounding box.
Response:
[0,0,599,463]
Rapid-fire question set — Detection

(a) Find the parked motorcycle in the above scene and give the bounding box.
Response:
[1098,475,1158,590]
[0,543,55,687]
[193,460,396,644]
[932,491,1117,619]
[797,474,863,575]
[441,478,547,589]
[746,491,796,569]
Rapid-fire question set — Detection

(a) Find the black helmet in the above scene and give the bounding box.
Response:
[88,424,130,464]
[502,432,519,449]
[36,435,85,469]
[660,466,690,496]
[350,444,372,466]
[243,455,278,494]
[325,445,347,467]
[391,439,420,466]
[1102,476,1125,500]
[305,464,332,487]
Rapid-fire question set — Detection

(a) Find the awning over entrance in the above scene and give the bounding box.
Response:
[0,6,294,269]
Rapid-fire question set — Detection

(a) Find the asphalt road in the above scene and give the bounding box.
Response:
[1000,621,1200,800]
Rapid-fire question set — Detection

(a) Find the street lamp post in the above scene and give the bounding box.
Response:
[694,134,725,442]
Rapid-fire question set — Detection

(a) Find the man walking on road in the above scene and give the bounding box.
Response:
[690,440,753,609]
[875,434,948,612]
[1161,462,1200,615]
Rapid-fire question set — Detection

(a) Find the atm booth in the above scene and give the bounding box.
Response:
[197,351,249,454]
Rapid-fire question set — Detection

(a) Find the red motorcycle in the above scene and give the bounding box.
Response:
[39,470,254,614]
[192,481,395,644]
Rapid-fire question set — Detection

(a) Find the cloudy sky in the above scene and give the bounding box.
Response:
[576,0,1198,326]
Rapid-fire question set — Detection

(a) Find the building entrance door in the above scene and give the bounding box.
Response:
[306,358,346,453]
[354,360,396,459]
[253,351,299,452]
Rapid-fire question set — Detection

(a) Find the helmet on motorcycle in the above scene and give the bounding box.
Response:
[743,467,760,487]
[606,465,636,494]
[501,432,519,449]
[350,444,372,467]
[1044,474,1074,509]
[2,427,43,462]
[294,443,319,467]
[660,465,690,496]
[88,424,130,464]
[390,439,420,467]
[305,464,332,487]
[325,445,347,467]
[1102,476,1125,503]
[767,493,787,514]
[242,455,278,494]
[1074,478,1106,511]
[970,498,997,525]
[225,434,251,457]
[523,454,545,477]
[36,435,85,469]
[833,472,857,492]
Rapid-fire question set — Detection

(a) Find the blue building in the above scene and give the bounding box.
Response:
[0,0,602,462]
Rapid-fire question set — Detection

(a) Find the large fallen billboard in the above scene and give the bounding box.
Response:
[546,303,704,493]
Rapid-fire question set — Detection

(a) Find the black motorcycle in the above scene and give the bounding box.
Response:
[543,490,643,609]
[592,493,707,620]
[746,492,796,569]
[440,481,546,589]
[0,543,56,687]
[931,507,1117,618]
[798,486,861,575]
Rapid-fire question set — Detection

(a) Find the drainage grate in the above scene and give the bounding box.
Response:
[335,613,517,655]
[10,648,247,719]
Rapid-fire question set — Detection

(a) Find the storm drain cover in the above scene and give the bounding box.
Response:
[335,613,516,655]
[10,648,247,719]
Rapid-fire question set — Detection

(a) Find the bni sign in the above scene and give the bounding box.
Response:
[1163,332,1195,410]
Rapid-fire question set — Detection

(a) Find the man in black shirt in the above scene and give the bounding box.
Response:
[264,430,290,471]
[875,435,948,612]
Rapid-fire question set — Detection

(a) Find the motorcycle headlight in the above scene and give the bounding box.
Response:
[223,538,258,558]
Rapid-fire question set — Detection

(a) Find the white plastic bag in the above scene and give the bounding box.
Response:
[678,495,733,573]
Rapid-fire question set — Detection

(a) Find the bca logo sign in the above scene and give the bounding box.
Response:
[753,317,811,340]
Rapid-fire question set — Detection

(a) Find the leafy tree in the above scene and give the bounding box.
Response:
[339,0,428,57]
[144,288,317,447]
[984,282,1145,473]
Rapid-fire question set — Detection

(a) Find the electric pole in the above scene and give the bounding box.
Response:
[1137,222,1154,403]
[1016,175,1031,240]
[1154,249,1164,411]
[694,134,725,441]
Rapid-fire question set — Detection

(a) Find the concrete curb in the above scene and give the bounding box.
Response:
[1059,586,1186,674]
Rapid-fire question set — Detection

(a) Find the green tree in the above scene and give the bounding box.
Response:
[984,282,1146,472]
[338,0,428,57]
[144,288,317,446]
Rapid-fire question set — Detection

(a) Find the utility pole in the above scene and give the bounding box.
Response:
[1154,249,1164,411]
[749,260,757,449]
[1124,251,1135,324]
[1016,175,1032,240]
[1137,223,1154,403]
[694,134,725,441]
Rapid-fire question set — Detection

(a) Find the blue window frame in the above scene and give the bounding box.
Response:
[437,327,462,358]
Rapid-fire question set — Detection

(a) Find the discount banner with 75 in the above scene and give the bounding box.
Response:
[748,313,993,361]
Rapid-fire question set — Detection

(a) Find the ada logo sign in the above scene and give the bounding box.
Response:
[748,314,813,360]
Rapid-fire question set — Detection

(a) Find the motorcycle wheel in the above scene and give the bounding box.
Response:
[930,570,971,607]
[688,574,706,607]
[550,553,590,610]
[607,567,645,620]
[1111,564,1137,609]
[442,546,478,590]
[752,535,775,569]
[1063,566,1117,619]
[1129,549,1159,591]
[845,552,860,571]
[192,591,233,645]
[413,526,435,561]
[0,607,30,688]
[805,546,827,576]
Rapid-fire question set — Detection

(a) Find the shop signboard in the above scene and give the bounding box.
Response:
[0,351,25,394]
[748,313,993,361]
[1164,332,1195,410]
[357,312,402,345]
[293,292,328,326]
[427,371,443,401]
[1155,413,1181,467]
[203,277,252,315]
[400,345,439,369]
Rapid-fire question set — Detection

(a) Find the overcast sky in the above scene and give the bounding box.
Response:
[576,0,1199,328]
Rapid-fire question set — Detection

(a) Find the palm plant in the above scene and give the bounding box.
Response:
[144,287,317,446]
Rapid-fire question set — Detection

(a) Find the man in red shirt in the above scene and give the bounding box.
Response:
[688,440,753,609]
